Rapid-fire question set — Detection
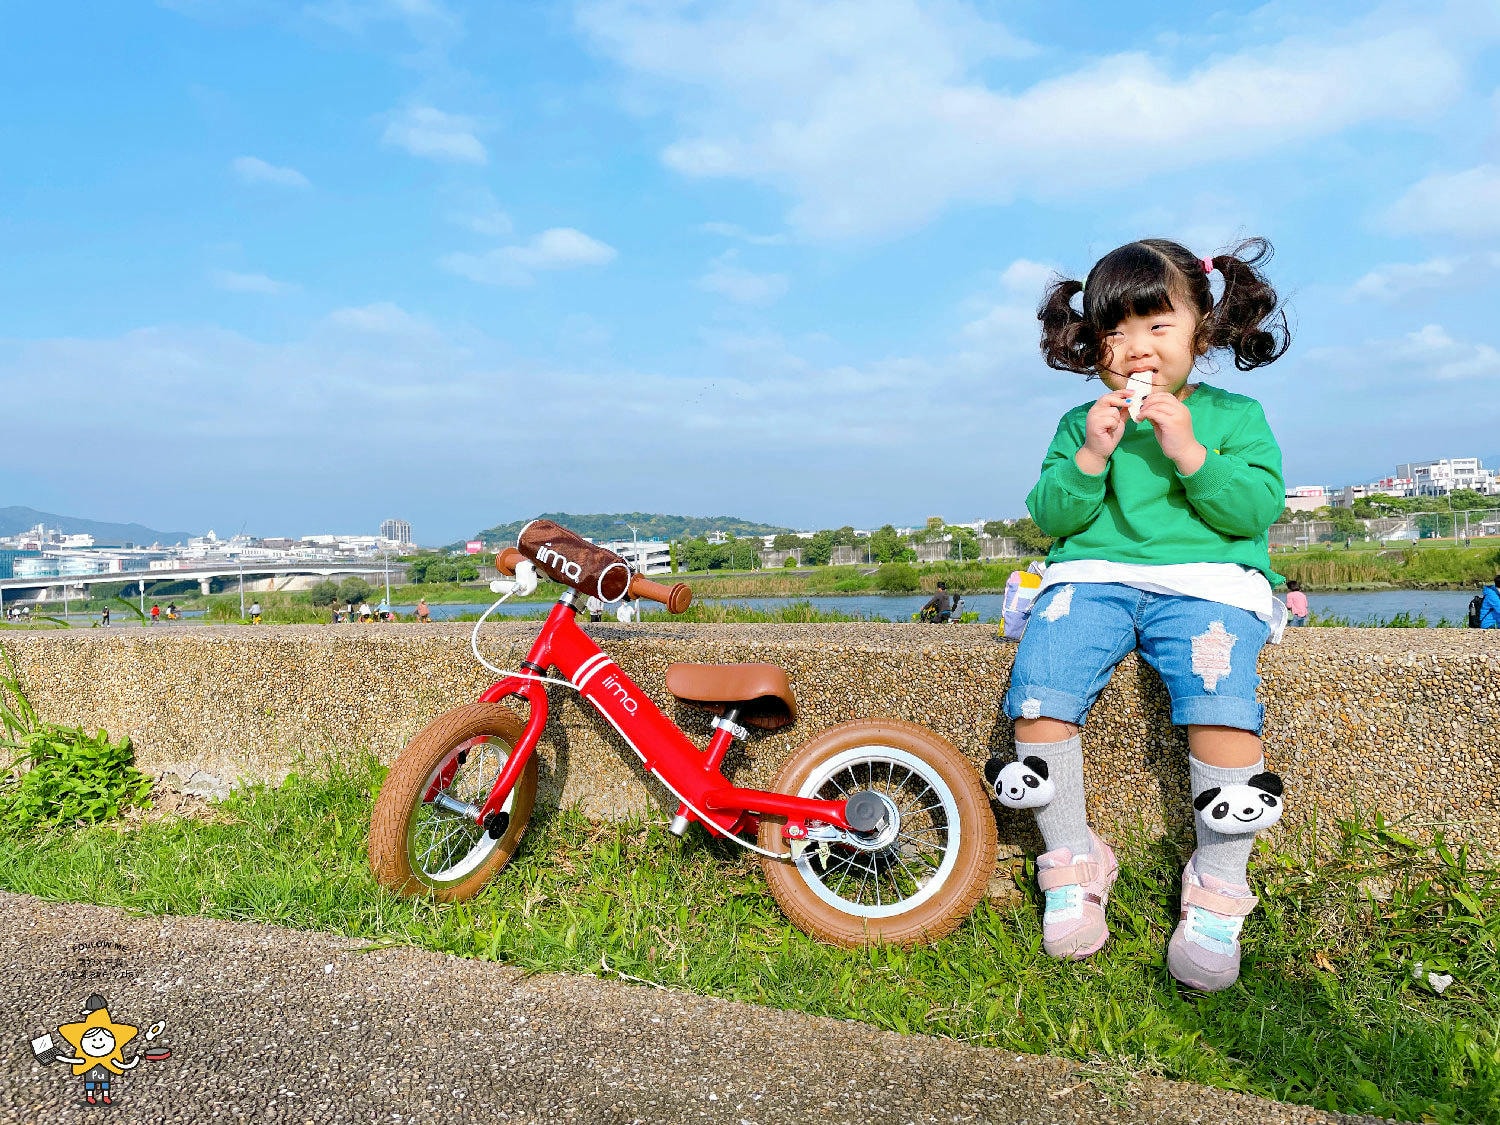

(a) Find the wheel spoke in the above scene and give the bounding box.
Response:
[784,744,967,920]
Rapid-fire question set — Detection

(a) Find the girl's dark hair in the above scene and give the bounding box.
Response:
[1039,237,1290,375]
[1286,579,1301,591]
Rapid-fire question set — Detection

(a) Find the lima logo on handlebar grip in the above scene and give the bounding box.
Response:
[534,543,584,583]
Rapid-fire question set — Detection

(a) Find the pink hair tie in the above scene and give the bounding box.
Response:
[1201,256,1214,274]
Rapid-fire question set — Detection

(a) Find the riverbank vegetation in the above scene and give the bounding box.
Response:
[15,542,1497,630]
[1,753,1494,1122]
[1276,544,1500,591]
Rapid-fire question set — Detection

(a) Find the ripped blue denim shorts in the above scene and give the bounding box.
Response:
[1003,581,1270,734]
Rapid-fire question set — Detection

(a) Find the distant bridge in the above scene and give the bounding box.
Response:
[0,561,402,603]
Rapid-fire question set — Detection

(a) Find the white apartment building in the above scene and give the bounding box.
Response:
[596,538,673,575]
[1396,458,1496,497]
[380,518,412,546]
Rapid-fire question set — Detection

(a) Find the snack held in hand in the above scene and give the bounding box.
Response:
[1125,372,1153,421]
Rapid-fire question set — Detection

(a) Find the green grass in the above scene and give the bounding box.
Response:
[1276,544,1500,590]
[0,755,1495,1122]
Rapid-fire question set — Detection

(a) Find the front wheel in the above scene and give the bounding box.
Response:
[758,720,996,948]
[369,702,538,902]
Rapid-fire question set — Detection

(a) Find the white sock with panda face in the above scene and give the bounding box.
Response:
[1189,755,1281,885]
[1017,735,1092,860]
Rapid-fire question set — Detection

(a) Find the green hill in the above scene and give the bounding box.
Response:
[462,512,790,548]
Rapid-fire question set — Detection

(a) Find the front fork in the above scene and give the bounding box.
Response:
[470,673,551,828]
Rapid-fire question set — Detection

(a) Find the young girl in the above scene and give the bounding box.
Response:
[989,237,1291,992]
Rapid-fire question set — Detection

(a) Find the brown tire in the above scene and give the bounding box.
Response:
[757,719,996,948]
[369,702,538,902]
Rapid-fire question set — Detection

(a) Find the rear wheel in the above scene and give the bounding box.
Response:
[369,702,538,902]
[758,719,996,948]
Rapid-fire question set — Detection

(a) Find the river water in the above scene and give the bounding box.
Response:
[409,588,1477,626]
[26,588,1479,629]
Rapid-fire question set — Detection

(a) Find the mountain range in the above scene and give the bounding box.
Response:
[0,506,191,546]
[464,512,790,549]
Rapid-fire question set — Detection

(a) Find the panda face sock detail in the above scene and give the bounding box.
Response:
[1188,755,1283,886]
[994,735,1092,861]
[984,755,1056,809]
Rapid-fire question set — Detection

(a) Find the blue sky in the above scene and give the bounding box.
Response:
[2,1,1498,544]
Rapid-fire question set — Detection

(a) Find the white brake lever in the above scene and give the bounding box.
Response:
[489,559,539,597]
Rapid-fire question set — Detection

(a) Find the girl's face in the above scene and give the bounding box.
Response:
[1096,298,1200,400]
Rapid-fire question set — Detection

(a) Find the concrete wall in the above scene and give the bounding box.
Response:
[3,624,1497,856]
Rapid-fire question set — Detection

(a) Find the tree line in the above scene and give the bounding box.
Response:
[672,518,1054,572]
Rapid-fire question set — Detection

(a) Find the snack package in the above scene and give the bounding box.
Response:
[1125,373,1153,421]
[1000,562,1047,641]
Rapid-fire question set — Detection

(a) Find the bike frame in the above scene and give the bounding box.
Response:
[468,596,854,845]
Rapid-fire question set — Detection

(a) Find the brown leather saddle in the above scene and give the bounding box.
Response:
[664,662,798,730]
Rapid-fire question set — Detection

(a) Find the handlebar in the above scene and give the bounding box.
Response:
[496,547,693,614]
[628,575,693,614]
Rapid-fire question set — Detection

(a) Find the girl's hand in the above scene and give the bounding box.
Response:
[1136,393,1206,474]
[1075,390,1130,475]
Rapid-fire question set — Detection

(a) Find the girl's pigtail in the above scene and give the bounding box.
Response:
[1203,237,1290,370]
[1038,277,1097,374]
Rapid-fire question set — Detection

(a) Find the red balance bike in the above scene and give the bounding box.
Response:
[369,521,996,946]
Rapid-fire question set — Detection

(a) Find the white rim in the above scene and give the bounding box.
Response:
[791,744,961,919]
[408,737,516,886]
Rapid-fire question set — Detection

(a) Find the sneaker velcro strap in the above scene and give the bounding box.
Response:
[1038,860,1098,891]
[1181,882,1258,917]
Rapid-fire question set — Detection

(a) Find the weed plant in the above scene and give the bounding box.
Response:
[0,655,152,830]
[0,753,1494,1122]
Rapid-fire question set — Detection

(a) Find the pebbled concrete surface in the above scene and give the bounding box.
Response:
[3,624,1497,858]
[0,892,1398,1125]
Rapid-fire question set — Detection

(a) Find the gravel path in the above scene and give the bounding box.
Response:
[0,891,1397,1125]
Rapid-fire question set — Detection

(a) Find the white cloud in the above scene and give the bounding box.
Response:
[307,0,460,35]
[955,258,1056,361]
[699,221,790,246]
[579,2,1474,238]
[697,253,788,305]
[0,269,1083,532]
[1308,321,1500,385]
[325,301,436,335]
[440,228,617,285]
[231,156,310,189]
[440,186,512,236]
[1402,324,1500,380]
[1384,164,1500,238]
[381,105,486,163]
[303,0,462,64]
[210,269,295,295]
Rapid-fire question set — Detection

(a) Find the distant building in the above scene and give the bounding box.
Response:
[596,538,672,574]
[1396,458,1495,497]
[1369,476,1415,498]
[0,550,42,580]
[380,519,413,546]
[1284,486,1328,513]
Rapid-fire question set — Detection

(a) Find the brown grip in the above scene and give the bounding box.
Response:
[496,548,525,576]
[628,575,693,614]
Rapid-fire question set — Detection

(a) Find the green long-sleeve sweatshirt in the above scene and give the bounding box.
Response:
[1026,383,1284,581]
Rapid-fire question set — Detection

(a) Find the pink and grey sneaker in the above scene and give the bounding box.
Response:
[1036,830,1118,959]
[1167,853,1259,991]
